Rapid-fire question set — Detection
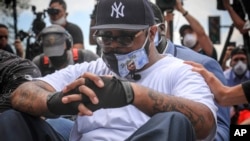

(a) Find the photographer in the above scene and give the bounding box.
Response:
[47,0,84,49]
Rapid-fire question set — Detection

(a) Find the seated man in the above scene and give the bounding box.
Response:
[12,0,217,140]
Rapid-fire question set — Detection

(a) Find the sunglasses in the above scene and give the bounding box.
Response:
[0,35,8,39]
[93,30,144,48]
[47,8,60,15]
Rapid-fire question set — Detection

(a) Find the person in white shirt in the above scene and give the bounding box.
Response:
[11,0,217,140]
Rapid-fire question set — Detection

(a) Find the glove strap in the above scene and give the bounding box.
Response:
[121,80,134,104]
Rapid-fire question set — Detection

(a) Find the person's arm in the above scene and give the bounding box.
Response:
[14,38,24,58]
[62,74,215,140]
[131,83,214,139]
[223,0,249,34]
[184,61,249,106]
[11,80,56,117]
[175,0,214,56]
[164,11,174,40]
[221,46,234,71]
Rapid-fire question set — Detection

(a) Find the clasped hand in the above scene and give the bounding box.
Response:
[47,72,134,116]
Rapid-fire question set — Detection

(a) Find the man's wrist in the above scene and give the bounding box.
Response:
[120,81,134,103]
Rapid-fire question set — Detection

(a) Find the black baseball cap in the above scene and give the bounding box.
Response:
[91,0,155,30]
[149,1,164,24]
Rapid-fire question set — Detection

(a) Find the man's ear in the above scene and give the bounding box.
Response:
[149,26,158,41]
[65,12,68,17]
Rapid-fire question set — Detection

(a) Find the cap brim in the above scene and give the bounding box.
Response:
[43,45,64,57]
[91,24,149,30]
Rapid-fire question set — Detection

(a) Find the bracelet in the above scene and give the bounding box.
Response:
[183,11,188,17]
[242,81,250,102]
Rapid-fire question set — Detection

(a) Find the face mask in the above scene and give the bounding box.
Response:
[233,61,247,76]
[183,33,197,48]
[50,16,66,25]
[102,35,150,78]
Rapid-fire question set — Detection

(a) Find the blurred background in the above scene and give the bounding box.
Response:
[0,0,247,62]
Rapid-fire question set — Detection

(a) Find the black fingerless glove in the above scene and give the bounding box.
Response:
[83,76,134,111]
[47,76,134,115]
[47,90,81,115]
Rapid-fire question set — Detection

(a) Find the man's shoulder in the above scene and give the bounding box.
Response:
[173,44,226,82]
[174,44,217,64]
[65,22,81,30]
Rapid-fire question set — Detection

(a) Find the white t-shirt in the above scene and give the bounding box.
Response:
[37,55,217,141]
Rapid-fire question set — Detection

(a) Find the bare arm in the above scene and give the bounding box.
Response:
[224,84,248,106]
[223,0,249,34]
[131,83,215,139]
[221,46,234,71]
[62,73,215,139]
[14,38,24,58]
[175,0,214,56]
[11,80,56,117]
[184,61,248,106]
[164,11,174,40]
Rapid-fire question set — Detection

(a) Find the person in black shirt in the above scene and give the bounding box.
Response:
[47,0,84,49]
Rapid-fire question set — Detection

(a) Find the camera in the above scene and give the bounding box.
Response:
[156,0,176,12]
[22,5,46,60]
[47,8,60,15]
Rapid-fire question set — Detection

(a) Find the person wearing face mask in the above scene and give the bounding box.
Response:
[175,0,217,60]
[47,0,84,49]
[9,0,217,140]
[223,45,250,125]
[32,24,99,76]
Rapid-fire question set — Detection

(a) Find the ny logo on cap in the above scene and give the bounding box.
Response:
[111,2,124,18]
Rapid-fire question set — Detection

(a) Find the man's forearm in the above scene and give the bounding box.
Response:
[131,83,215,139]
[11,81,55,117]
